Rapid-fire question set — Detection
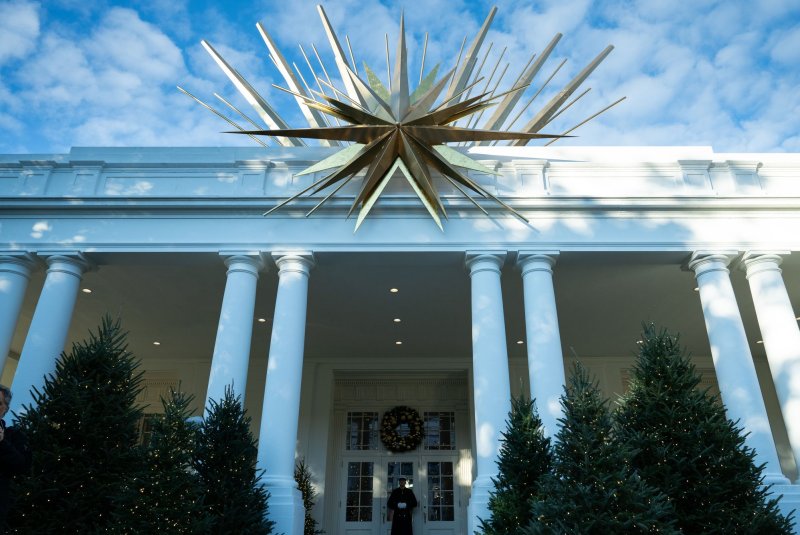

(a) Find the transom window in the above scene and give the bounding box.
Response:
[346,411,379,450]
[424,411,456,450]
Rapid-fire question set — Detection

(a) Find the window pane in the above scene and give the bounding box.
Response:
[424,412,456,450]
[345,462,374,522]
[346,412,379,450]
[427,462,455,522]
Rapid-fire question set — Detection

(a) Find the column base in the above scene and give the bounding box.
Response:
[771,485,800,535]
[467,475,494,535]
[263,476,305,535]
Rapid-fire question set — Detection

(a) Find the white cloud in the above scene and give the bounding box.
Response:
[0,0,40,65]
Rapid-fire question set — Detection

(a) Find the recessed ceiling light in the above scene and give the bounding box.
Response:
[81,288,92,294]
[393,318,401,323]
[395,341,403,345]
[636,340,644,345]
[693,287,699,292]
[390,288,399,293]
[756,340,764,344]
[257,318,266,323]
[516,340,524,345]
[796,316,800,321]
[153,341,161,346]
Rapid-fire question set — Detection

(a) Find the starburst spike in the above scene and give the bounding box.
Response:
[270,83,361,124]
[542,87,591,129]
[446,35,467,96]
[419,32,429,84]
[263,165,354,215]
[398,131,447,218]
[514,44,614,144]
[311,43,335,90]
[544,96,626,146]
[313,132,396,193]
[502,58,567,133]
[433,145,499,176]
[406,92,491,126]
[201,40,304,147]
[406,125,564,144]
[178,86,268,147]
[314,79,366,111]
[410,63,440,104]
[350,132,401,213]
[479,33,562,136]
[385,34,392,92]
[433,69,505,115]
[306,173,356,217]
[355,157,443,232]
[297,144,365,176]
[391,11,410,120]
[461,42,493,103]
[343,66,395,121]
[316,90,395,125]
[444,7,496,102]
[402,67,456,123]
[317,5,367,107]
[363,63,391,103]
[345,35,358,76]
[441,173,490,216]
[409,137,529,222]
[256,22,336,146]
[232,125,393,143]
[214,93,263,131]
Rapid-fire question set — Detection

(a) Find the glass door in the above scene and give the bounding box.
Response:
[422,461,459,533]
[383,460,416,535]
[342,459,379,535]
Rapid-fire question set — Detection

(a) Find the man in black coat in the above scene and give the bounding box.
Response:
[0,385,31,533]
[387,477,418,535]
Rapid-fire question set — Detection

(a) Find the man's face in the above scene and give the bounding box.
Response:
[0,393,8,420]
[399,479,407,488]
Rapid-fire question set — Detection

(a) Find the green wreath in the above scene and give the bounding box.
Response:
[380,406,424,452]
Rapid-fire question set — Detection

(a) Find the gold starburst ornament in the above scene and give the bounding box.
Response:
[180,5,624,230]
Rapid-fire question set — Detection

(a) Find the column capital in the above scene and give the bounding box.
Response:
[220,252,268,276]
[465,251,506,275]
[38,252,93,277]
[740,251,789,278]
[0,252,38,278]
[272,252,315,276]
[517,251,559,275]
[686,250,738,277]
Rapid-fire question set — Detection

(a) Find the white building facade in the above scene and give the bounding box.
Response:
[1,145,800,534]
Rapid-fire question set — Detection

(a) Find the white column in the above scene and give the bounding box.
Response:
[0,253,37,376]
[518,251,565,441]
[11,253,90,415]
[688,252,789,485]
[205,253,265,412]
[257,252,314,535]
[465,251,512,535]
[742,252,800,481]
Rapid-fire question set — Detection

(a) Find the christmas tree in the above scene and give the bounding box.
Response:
[479,395,552,534]
[9,316,147,533]
[194,386,274,534]
[527,362,677,534]
[137,388,211,533]
[295,458,324,535]
[615,324,795,533]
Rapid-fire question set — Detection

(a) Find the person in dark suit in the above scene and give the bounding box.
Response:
[387,477,417,535]
[0,385,31,533]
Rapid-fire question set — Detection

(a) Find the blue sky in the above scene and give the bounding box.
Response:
[1,0,798,154]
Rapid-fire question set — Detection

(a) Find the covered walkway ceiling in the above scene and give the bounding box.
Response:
[10,250,796,369]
